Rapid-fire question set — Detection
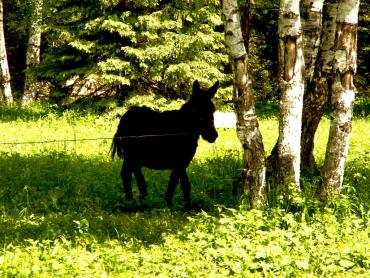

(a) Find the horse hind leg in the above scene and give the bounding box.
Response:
[121,161,133,200]
[165,169,180,207]
[179,169,192,211]
[134,167,148,200]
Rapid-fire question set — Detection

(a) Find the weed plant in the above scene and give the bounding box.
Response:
[0,102,369,277]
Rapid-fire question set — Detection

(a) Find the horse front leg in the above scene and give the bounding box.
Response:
[165,169,180,207]
[134,167,148,200]
[121,161,133,200]
[179,169,192,211]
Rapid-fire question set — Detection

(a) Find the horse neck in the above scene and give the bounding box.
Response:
[174,105,200,137]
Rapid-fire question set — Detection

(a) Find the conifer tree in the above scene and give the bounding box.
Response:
[38,0,229,101]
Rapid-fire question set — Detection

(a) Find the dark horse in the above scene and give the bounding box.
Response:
[111,80,219,210]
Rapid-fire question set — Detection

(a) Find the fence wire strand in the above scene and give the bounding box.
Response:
[0,132,196,146]
[0,137,110,146]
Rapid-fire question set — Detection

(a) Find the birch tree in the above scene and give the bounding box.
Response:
[222,0,266,208]
[22,0,43,105]
[0,0,12,103]
[275,0,305,186]
[300,1,340,171]
[301,0,324,84]
[300,0,326,169]
[322,0,360,197]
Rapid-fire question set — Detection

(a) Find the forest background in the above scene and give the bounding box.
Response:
[3,0,368,107]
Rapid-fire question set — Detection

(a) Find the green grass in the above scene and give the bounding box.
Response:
[0,103,369,277]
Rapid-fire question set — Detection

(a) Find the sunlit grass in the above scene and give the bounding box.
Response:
[0,103,369,276]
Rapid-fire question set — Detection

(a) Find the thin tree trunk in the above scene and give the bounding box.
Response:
[275,0,305,186]
[322,0,360,197]
[0,0,12,103]
[267,1,333,173]
[22,0,43,105]
[240,0,250,54]
[222,0,266,208]
[301,0,324,83]
[300,0,327,170]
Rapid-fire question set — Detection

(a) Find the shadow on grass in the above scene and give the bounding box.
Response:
[0,151,243,245]
[343,155,370,209]
[0,104,51,122]
[353,96,370,118]
[255,102,279,119]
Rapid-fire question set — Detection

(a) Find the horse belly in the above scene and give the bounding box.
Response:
[124,137,197,169]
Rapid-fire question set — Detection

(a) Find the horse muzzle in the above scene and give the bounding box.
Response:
[202,129,218,143]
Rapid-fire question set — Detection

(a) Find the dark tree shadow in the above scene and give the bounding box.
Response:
[0,104,51,122]
[0,151,243,246]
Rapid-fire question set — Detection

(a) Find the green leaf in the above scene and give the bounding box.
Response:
[339,259,355,269]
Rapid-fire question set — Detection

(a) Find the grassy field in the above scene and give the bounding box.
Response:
[0,102,369,277]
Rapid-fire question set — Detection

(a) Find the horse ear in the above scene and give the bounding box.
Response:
[191,80,201,99]
[192,80,201,93]
[207,81,219,99]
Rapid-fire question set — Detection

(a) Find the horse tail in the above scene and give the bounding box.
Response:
[110,133,124,160]
[111,110,133,160]
[110,138,117,160]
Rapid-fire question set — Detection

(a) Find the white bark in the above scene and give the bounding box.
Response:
[322,0,360,196]
[321,2,338,74]
[301,0,324,83]
[276,0,305,186]
[222,0,266,208]
[23,0,43,105]
[0,0,12,103]
[301,0,324,169]
[223,0,246,59]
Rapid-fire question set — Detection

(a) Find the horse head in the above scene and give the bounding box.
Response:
[182,80,219,143]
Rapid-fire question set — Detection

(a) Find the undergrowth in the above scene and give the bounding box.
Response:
[0,102,369,277]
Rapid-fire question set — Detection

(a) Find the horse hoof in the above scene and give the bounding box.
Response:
[184,203,192,211]
[114,203,133,213]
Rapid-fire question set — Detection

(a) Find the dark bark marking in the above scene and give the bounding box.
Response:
[283,12,299,20]
[284,36,297,81]
[340,122,352,134]
[341,71,353,90]
[226,30,234,36]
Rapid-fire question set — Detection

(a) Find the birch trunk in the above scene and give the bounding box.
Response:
[22,0,43,105]
[300,0,327,169]
[301,0,324,83]
[0,0,12,103]
[276,0,305,186]
[222,0,266,208]
[322,0,360,196]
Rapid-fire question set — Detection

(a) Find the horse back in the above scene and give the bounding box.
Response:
[119,106,188,135]
[114,106,199,169]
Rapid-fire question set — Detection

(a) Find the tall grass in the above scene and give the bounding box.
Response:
[0,102,369,276]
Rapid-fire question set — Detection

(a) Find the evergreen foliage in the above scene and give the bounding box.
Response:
[248,1,279,101]
[3,0,368,104]
[3,0,31,98]
[357,0,370,96]
[37,0,230,102]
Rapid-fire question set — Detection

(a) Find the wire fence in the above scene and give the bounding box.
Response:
[0,137,110,146]
[0,132,198,146]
